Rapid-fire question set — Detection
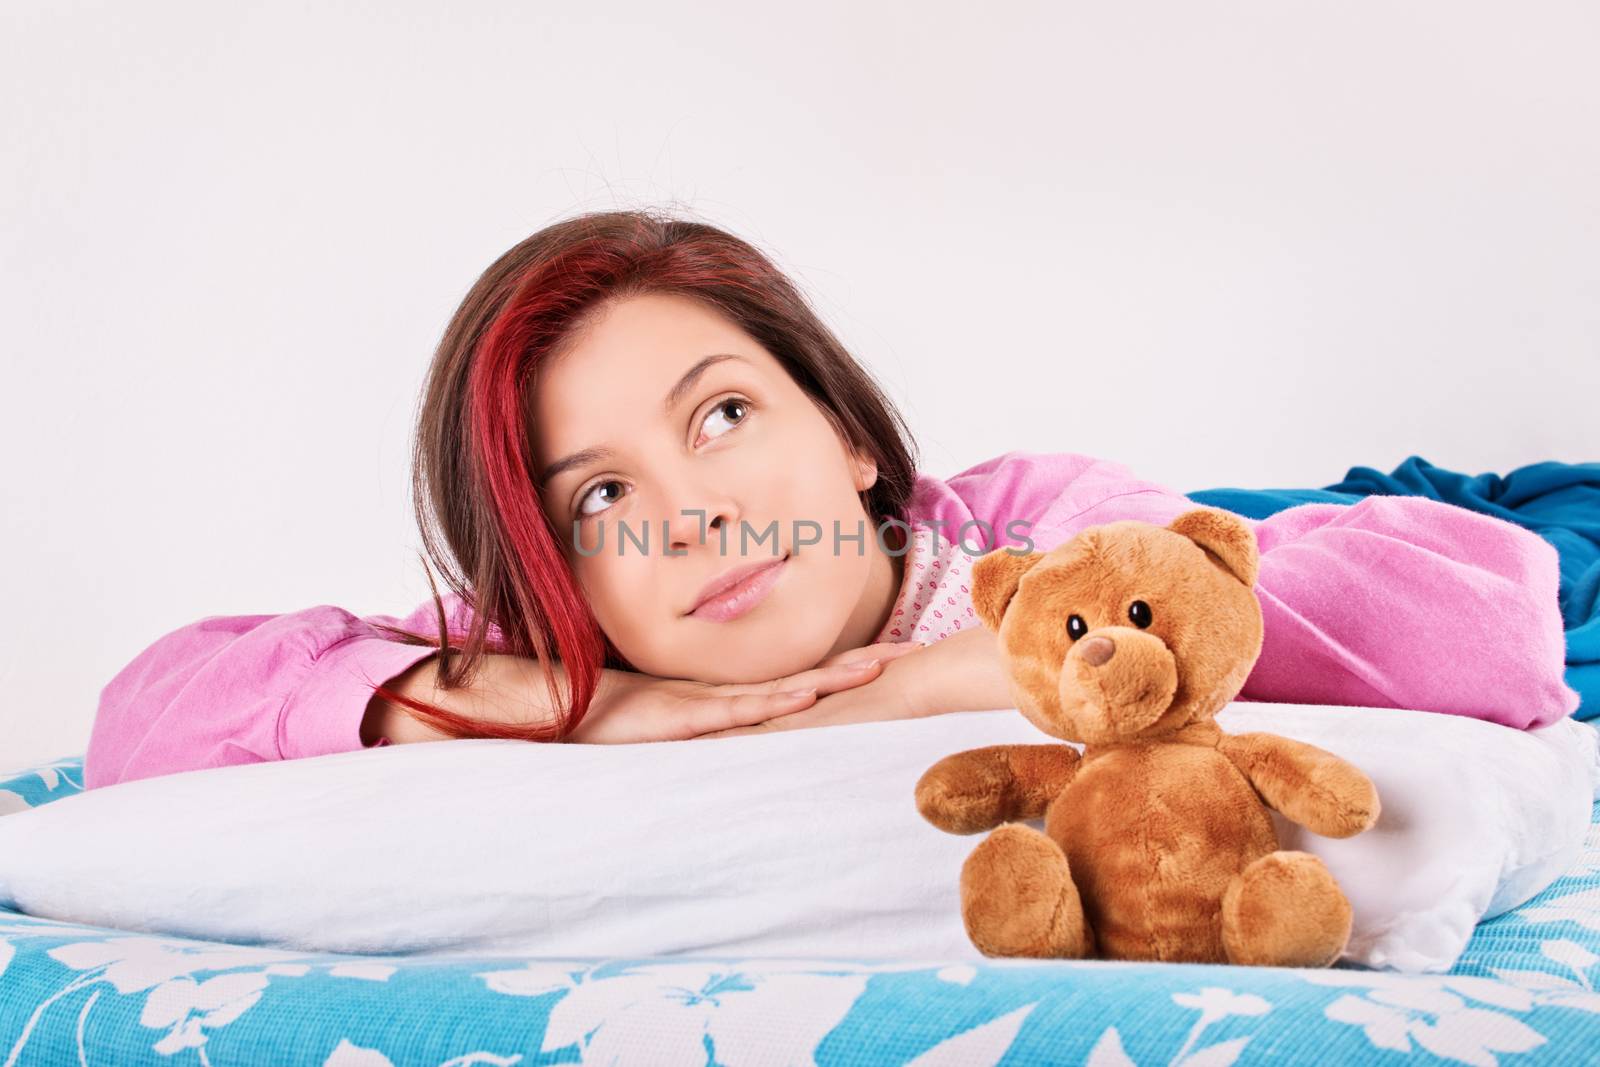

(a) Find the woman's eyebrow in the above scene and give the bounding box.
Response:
[661,352,745,415]
[538,353,749,487]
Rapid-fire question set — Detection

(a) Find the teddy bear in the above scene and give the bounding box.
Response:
[914,507,1381,967]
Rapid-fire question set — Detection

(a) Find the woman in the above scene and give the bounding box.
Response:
[83,209,1578,790]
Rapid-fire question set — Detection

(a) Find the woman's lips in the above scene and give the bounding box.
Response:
[688,555,790,622]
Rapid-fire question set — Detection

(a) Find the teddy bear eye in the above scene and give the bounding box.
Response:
[1066,614,1087,641]
[1128,600,1152,628]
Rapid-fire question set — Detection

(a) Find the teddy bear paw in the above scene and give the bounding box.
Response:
[959,823,1092,959]
[1221,850,1352,968]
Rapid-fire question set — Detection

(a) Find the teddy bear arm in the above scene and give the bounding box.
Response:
[1007,743,1082,817]
[914,744,1079,835]
[1218,732,1380,839]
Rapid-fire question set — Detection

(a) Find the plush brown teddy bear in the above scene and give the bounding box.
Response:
[914,508,1381,966]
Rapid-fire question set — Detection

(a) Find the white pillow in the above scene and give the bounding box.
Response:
[1,703,1596,973]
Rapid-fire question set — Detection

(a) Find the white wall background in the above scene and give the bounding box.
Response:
[3,1,1597,769]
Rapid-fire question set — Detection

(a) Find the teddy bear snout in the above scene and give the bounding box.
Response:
[1059,627,1180,743]
[1078,636,1116,666]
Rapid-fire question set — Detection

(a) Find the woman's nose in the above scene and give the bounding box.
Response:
[667,498,741,553]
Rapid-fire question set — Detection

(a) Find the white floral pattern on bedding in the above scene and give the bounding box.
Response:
[3,754,1599,1067]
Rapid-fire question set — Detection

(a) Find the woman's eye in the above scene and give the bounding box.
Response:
[576,479,627,519]
[570,398,750,522]
[700,397,750,441]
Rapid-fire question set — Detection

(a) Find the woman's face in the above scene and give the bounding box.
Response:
[530,291,904,683]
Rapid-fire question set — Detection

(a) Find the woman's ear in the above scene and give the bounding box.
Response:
[852,450,879,493]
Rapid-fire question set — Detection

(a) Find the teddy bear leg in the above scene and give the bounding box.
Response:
[959,822,1093,959]
[1221,850,1352,968]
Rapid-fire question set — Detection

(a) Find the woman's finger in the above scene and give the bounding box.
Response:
[707,641,925,701]
[819,640,926,668]
[704,658,880,700]
[674,687,819,739]
[695,683,870,739]
[792,656,916,696]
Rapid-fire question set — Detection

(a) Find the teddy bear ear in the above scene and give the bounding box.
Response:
[1166,508,1260,588]
[971,548,1044,632]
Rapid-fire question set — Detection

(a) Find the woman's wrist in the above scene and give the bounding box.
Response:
[368,652,588,741]
[364,653,447,744]
[903,627,1015,717]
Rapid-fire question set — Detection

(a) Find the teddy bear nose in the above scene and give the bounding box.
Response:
[1078,635,1116,666]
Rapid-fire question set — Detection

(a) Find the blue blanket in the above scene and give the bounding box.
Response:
[1188,456,1600,721]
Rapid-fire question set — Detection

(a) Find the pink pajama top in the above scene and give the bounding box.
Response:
[83,451,1580,790]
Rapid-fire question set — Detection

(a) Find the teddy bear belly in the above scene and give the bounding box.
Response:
[1045,749,1279,962]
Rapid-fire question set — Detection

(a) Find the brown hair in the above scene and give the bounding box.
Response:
[365,207,920,741]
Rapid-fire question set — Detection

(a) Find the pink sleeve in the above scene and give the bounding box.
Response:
[918,451,1579,729]
[1234,496,1579,729]
[83,594,482,790]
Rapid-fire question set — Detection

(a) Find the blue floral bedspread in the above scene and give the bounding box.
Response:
[3,756,1600,1066]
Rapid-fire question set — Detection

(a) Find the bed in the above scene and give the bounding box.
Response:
[4,455,1597,1066]
[2,753,1599,1066]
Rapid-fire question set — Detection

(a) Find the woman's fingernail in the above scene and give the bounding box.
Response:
[846,659,881,671]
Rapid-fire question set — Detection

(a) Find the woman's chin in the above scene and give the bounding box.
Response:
[676,633,827,687]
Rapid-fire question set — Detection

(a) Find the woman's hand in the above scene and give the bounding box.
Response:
[695,654,921,738]
[562,640,928,744]
[696,626,1016,738]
